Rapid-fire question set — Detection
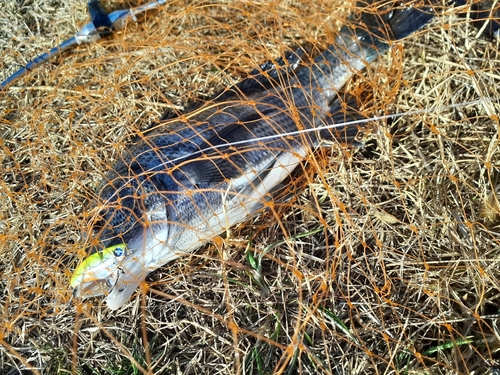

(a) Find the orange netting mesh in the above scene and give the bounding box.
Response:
[1,0,500,374]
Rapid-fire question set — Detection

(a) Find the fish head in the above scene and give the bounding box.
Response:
[71,174,172,310]
[71,241,158,310]
[70,225,170,310]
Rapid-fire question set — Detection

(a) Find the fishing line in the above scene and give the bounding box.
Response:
[181,98,484,159]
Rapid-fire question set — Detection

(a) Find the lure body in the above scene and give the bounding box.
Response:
[70,244,128,297]
[72,3,435,310]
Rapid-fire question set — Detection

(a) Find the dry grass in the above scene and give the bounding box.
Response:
[1,0,500,374]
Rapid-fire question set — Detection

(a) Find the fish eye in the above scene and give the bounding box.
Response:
[113,246,125,257]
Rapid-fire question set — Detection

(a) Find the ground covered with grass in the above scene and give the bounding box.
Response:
[1,0,500,374]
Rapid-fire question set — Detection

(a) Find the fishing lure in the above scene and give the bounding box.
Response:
[70,244,128,297]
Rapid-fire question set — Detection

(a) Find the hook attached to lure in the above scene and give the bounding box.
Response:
[70,243,128,298]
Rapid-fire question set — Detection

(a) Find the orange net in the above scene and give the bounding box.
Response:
[1,0,500,374]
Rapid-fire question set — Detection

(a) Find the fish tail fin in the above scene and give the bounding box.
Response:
[337,2,435,63]
[346,1,434,40]
[308,2,435,98]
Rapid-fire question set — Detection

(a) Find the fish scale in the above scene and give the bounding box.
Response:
[71,2,436,310]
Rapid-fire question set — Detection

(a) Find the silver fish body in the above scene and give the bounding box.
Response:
[72,3,435,309]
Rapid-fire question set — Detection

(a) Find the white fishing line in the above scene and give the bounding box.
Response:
[159,98,483,165]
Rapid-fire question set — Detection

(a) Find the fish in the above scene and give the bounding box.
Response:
[70,2,435,310]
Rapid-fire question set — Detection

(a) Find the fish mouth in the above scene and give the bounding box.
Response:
[71,260,145,310]
[104,259,145,310]
[70,242,144,309]
[71,262,125,300]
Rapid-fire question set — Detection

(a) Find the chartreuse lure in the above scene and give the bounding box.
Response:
[70,244,128,297]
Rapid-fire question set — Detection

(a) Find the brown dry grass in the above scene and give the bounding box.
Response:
[1,0,500,374]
